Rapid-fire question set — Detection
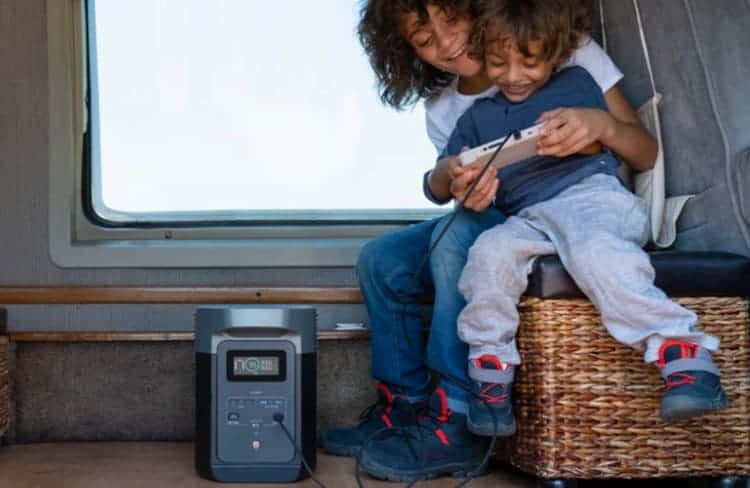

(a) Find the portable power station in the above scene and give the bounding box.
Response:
[195,306,317,483]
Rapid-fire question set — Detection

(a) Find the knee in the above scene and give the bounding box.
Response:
[357,233,421,293]
[459,233,505,289]
[461,231,533,293]
[426,215,468,277]
[568,233,644,278]
[466,230,521,269]
[567,234,606,268]
[427,237,464,283]
[428,211,490,270]
[356,236,388,284]
[430,213,470,255]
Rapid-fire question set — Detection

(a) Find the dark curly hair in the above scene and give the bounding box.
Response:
[358,0,480,110]
[472,0,592,65]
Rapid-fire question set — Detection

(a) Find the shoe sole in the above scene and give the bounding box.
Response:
[467,416,517,437]
[661,391,729,423]
[360,452,488,483]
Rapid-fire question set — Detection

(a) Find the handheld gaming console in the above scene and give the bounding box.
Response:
[458,123,544,169]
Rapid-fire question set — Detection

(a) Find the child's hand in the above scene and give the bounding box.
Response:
[449,147,500,212]
[536,108,612,157]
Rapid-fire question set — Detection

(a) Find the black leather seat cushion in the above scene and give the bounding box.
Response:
[525,251,750,299]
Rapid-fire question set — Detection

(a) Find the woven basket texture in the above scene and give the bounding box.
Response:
[496,296,749,479]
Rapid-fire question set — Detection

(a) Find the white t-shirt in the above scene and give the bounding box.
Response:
[424,37,623,154]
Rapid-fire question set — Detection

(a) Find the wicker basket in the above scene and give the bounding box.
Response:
[497,296,750,479]
[0,336,8,437]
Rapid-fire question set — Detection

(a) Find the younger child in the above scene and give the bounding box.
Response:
[450,0,728,438]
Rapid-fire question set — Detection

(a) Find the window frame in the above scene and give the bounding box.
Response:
[48,0,445,268]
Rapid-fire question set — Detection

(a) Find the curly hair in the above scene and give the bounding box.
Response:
[358,0,479,110]
[472,0,592,65]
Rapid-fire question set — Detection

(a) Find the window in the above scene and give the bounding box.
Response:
[48,0,447,267]
[87,0,439,224]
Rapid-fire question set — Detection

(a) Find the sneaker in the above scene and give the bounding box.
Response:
[657,340,729,423]
[320,382,420,457]
[359,387,489,483]
[467,355,516,436]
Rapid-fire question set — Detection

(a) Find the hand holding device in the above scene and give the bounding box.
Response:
[451,152,499,212]
[536,107,607,157]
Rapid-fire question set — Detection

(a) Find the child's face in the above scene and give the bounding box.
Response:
[400,5,482,78]
[485,37,558,103]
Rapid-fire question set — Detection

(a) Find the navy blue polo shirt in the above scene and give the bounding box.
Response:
[437,66,620,215]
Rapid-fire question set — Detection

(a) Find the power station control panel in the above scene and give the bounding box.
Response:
[215,340,295,465]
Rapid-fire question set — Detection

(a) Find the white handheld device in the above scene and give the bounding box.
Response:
[458,123,543,169]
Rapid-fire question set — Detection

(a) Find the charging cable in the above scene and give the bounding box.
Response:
[412,130,518,487]
[258,131,516,488]
[273,412,328,488]
[416,130,519,275]
[353,130,519,488]
[436,132,521,487]
[354,352,502,488]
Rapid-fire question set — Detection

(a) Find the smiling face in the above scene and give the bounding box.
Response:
[485,37,559,103]
[400,4,482,78]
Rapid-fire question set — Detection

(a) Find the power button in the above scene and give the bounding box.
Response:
[252,440,261,450]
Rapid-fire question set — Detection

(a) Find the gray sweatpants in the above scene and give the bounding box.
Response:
[457,174,719,365]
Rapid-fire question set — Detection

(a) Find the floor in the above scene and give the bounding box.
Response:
[0,443,744,488]
[0,442,532,488]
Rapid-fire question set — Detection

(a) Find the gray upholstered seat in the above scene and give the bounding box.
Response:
[598,0,750,256]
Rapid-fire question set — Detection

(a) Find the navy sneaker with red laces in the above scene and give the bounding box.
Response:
[467,355,516,437]
[320,382,421,457]
[658,340,728,423]
[359,387,489,483]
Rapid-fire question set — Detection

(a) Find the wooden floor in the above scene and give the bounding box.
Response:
[0,442,743,488]
[0,442,534,488]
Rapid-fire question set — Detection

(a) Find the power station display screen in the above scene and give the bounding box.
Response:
[227,350,286,382]
[234,356,279,376]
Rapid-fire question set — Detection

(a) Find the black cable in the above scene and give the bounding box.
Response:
[353,399,424,488]
[446,369,500,488]
[401,130,519,353]
[416,130,519,274]
[397,356,501,488]
[412,130,519,486]
[355,130,519,487]
[354,378,500,488]
[394,130,518,487]
[273,413,327,488]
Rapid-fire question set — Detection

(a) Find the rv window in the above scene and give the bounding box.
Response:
[86,0,440,225]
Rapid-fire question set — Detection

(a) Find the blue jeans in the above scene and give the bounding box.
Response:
[356,208,507,407]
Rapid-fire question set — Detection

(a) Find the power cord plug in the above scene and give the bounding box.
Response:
[274,413,327,488]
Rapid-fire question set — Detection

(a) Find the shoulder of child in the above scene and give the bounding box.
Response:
[551,66,601,95]
[455,96,504,134]
[555,65,597,85]
[552,66,607,109]
[443,101,489,157]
